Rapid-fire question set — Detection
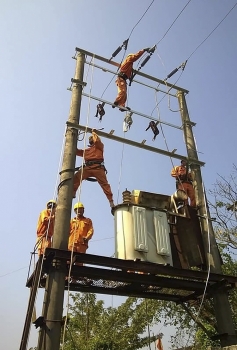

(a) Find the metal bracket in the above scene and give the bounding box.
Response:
[71,78,87,87]
[183,121,196,127]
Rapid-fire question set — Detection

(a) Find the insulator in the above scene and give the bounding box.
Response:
[140,55,151,68]
[122,189,132,203]
[111,46,122,58]
[166,67,178,80]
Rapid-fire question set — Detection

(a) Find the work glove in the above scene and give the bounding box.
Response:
[143,47,150,52]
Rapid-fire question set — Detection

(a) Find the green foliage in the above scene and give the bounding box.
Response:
[208,164,237,249]
[61,294,163,350]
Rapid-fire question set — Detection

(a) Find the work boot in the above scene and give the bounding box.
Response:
[109,200,115,208]
[112,102,118,108]
[119,106,130,112]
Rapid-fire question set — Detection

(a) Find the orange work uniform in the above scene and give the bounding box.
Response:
[68,216,94,254]
[73,131,113,203]
[171,164,196,207]
[36,209,55,256]
[114,49,145,107]
[156,338,163,350]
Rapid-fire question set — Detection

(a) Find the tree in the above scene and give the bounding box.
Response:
[61,293,164,350]
[208,164,237,249]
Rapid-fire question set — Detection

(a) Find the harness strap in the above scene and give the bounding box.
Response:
[118,72,128,81]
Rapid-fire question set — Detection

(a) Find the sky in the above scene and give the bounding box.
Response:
[0,0,237,349]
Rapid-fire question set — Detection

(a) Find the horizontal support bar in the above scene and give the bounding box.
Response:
[75,47,189,94]
[81,92,182,129]
[43,248,236,283]
[85,60,177,98]
[66,122,205,166]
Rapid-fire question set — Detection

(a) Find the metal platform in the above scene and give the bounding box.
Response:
[26,248,237,303]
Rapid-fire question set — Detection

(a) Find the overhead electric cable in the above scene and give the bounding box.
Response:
[101,0,155,98]
[187,2,237,60]
[156,0,192,46]
[128,0,155,39]
[160,2,237,84]
[0,266,27,278]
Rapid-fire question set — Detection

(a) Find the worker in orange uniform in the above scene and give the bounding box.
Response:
[68,202,94,257]
[113,48,150,111]
[36,199,56,256]
[73,129,115,208]
[156,337,164,350]
[171,159,196,207]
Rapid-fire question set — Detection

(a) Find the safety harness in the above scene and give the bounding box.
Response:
[176,163,193,188]
[75,160,108,183]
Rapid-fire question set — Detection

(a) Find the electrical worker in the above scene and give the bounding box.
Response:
[73,129,115,208]
[156,337,163,350]
[113,48,150,111]
[36,199,56,256]
[68,202,94,256]
[171,159,196,207]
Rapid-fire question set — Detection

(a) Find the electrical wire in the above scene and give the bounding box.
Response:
[128,0,155,39]
[187,2,237,60]
[100,0,155,99]
[0,266,28,278]
[155,0,192,46]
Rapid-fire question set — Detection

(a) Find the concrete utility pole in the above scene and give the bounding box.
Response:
[177,92,237,347]
[37,52,85,350]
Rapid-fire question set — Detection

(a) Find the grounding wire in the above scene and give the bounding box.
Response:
[155,50,184,113]
[61,54,95,350]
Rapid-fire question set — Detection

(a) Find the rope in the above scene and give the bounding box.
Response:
[61,55,95,350]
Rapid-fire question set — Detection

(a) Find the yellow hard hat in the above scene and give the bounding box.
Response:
[47,199,56,207]
[74,202,84,211]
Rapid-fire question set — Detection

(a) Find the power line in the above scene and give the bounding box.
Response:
[129,0,155,39]
[188,2,237,60]
[156,0,192,46]
[0,266,27,278]
[101,0,155,99]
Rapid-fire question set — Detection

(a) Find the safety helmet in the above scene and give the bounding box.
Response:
[74,202,84,211]
[47,199,56,207]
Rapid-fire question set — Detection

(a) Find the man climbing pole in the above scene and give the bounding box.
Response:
[68,202,94,257]
[171,159,196,207]
[112,48,150,111]
[36,199,56,256]
[73,129,115,208]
